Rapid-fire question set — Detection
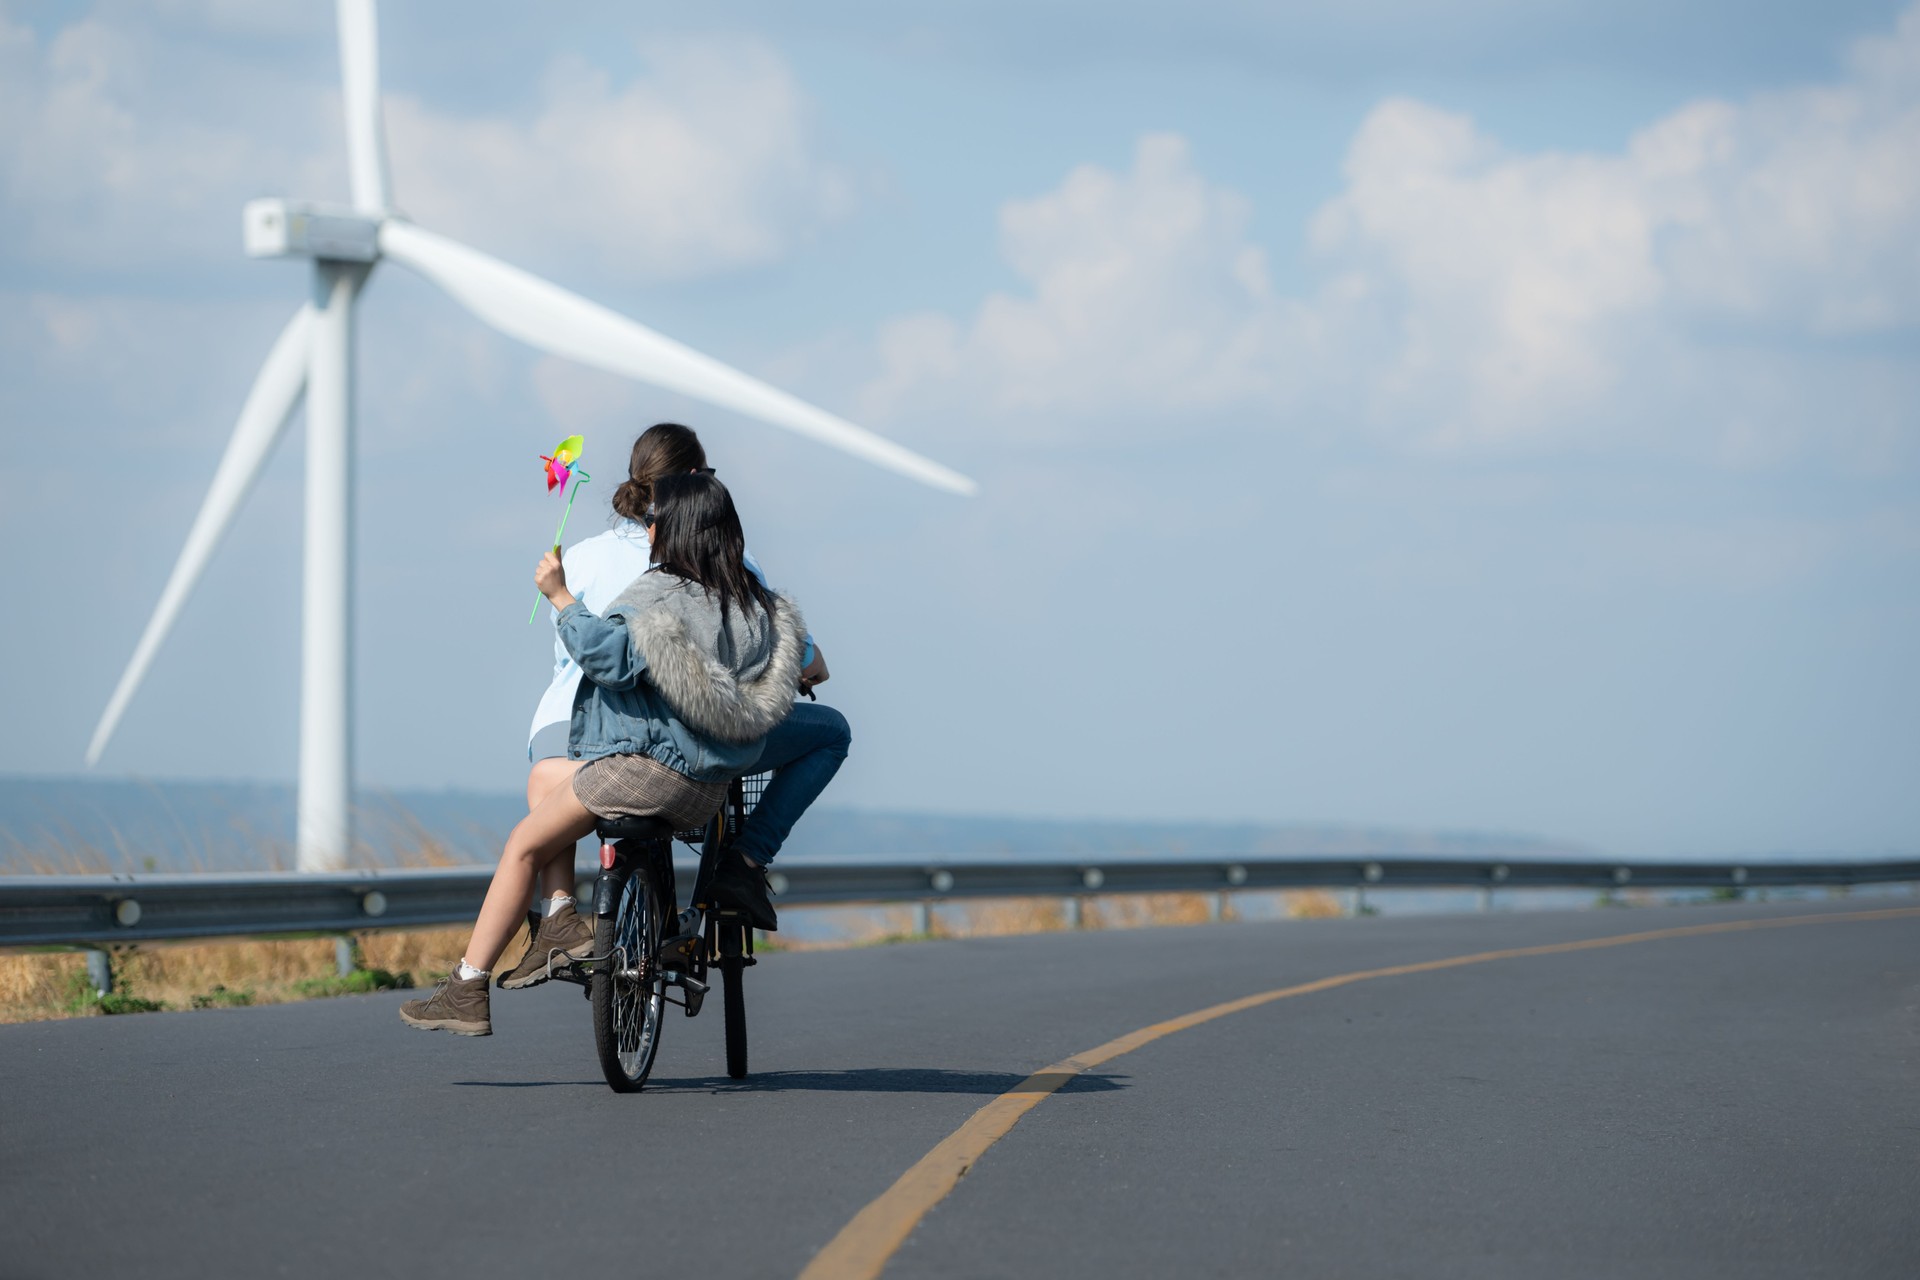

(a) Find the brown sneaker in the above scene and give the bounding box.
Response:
[399,969,492,1035]
[496,903,596,990]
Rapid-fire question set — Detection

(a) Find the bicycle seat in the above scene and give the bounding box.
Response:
[594,815,676,843]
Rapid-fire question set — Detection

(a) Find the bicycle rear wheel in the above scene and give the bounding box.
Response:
[591,862,667,1092]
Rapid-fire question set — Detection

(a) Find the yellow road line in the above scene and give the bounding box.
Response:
[797,904,1920,1280]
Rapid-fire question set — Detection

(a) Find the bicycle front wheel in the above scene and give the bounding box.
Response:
[591,863,667,1092]
[721,956,747,1080]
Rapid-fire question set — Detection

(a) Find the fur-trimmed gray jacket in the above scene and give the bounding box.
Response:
[555,570,808,780]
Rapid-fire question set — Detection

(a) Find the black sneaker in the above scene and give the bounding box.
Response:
[712,850,778,931]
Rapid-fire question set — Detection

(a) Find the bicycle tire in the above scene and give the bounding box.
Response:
[590,861,667,1092]
[721,956,747,1080]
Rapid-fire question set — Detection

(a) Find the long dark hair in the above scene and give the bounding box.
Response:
[611,423,706,525]
[646,473,776,627]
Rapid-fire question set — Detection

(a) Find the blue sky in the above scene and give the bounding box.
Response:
[2,0,1916,857]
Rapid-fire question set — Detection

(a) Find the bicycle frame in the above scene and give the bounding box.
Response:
[580,772,767,1086]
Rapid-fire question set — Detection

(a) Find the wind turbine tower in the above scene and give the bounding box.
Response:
[85,0,974,870]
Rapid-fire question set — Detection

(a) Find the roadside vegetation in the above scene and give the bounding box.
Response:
[0,890,1355,1024]
[0,927,471,1024]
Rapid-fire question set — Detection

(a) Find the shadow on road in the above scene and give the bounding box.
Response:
[453,1068,1127,1096]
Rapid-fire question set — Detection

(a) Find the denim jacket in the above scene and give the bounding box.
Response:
[557,572,808,781]
[527,520,812,756]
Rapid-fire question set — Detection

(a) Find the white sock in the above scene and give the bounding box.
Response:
[456,959,488,981]
[542,894,576,917]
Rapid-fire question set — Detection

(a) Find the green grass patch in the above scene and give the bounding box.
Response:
[292,968,413,999]
[62,970,165,1016]
[189,985,254,1010]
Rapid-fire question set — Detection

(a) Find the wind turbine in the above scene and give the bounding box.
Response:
[84,0,975,872]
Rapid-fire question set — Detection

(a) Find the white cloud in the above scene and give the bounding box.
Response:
[1308,98,1664,441]
[1638,11,1920,334]
[0,13,851,285]
[862,133,1284,437]
[385,35,855,284]
[865,4,1920,464]
[0,12,337,268]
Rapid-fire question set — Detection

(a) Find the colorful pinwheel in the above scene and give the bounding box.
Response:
[529,435,591,622]
[539,434,583,492]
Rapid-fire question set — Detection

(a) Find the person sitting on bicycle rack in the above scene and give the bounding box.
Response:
[399,472,807,1036]
[513,423,847,975]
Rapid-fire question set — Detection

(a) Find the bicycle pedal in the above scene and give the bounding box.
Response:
[548,963,591,989]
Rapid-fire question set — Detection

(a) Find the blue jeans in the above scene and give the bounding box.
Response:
[735,701,850,865]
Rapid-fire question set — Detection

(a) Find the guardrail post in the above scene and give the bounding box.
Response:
[913,901,933,937]
[1355,863,1383,917]
[1223,865,1247,923]
[84,949,113,996]
[333,935,362,976]
[1064,896,1083,929]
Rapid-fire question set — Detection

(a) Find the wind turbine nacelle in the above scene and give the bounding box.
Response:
[244,199,382,263]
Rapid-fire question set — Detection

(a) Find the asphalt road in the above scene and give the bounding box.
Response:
[2,899,1916,1279]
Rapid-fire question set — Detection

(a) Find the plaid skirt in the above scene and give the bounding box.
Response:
[571,753,728,831]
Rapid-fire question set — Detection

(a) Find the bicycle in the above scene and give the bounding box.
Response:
[545,772,769,1093]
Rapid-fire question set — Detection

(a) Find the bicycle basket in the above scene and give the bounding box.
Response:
[673,770,772,845]
[739,771,768,816]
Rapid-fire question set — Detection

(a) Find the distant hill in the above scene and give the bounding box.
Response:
[0,775,1598,873]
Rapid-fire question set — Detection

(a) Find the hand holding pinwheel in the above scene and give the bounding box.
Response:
[528,434,590,622]
[535,549,574,611]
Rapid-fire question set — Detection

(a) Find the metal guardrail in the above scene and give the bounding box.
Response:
[3,855,1917,948]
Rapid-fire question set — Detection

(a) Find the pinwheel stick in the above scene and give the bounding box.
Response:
[529,467,591,623]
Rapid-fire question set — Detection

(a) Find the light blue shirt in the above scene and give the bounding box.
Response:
[526,520,808,755]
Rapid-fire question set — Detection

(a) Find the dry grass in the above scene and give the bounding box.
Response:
[0,883,1359,1023]
[0,951,93,1020]
[1281,889,1347,919]
[1085,892,1219,929]
[946,896,1072,937]
[0,816,521,1022]
[3,844,128,877]
[0,922,531,1025]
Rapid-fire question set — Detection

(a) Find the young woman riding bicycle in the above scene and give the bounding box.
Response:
[400,472,807,1036]
[508,424,847,983]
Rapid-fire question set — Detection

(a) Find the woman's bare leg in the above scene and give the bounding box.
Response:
[526,757,579,811]
[526,758,583,901]
[465,779,596,972]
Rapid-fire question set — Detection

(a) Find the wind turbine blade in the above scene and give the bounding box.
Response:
[379,220,977,496]
[337,0,391,213]
[86,305,314,767]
